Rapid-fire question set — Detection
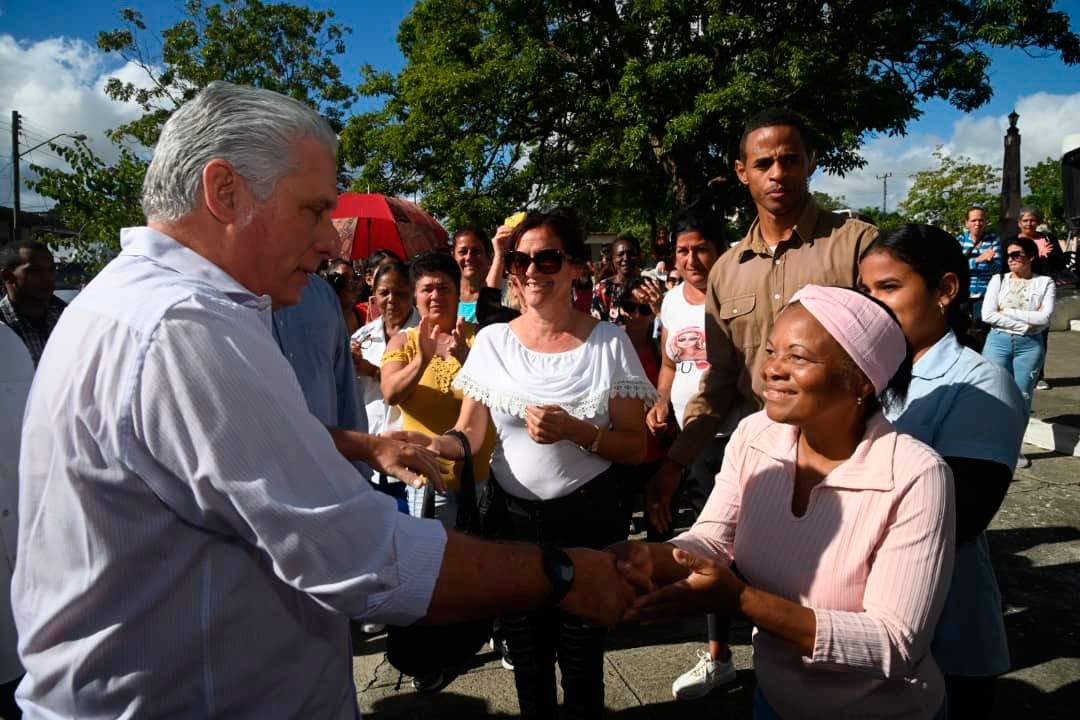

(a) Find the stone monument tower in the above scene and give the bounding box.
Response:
[999,110,1022,239]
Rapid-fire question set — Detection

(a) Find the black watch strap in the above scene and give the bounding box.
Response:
[540,545,574,607]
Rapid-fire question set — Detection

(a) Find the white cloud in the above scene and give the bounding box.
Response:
[812,91,1080,213]
[0,34,150,211]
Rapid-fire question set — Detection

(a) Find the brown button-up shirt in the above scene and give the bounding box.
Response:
[668,198,879,466]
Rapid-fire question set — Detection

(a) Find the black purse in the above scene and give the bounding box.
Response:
[385,430,495,678]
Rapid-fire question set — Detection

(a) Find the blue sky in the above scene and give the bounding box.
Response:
[2,0,1079,212]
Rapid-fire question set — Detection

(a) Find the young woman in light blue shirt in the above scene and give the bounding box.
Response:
[859,224,1027,719]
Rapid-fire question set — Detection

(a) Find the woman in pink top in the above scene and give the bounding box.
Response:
[616,285,956,719]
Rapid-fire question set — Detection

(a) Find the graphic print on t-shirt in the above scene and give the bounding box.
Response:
[666,325,709,372]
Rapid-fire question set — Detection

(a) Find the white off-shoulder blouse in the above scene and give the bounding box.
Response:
[454,321,658,500]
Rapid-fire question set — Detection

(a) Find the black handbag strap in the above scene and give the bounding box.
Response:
[445,429,481,534]
[421,431,481,534]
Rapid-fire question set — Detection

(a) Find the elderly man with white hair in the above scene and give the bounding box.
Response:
[12,82,642,718]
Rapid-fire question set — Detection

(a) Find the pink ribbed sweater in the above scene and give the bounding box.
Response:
[672,410,955,720]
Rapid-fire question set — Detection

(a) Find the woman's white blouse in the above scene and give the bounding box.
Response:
[454,322,658,501]
[351,308,420,436]
[981,273,1056,335]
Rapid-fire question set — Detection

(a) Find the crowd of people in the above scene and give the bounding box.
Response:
[0,81,1070,719]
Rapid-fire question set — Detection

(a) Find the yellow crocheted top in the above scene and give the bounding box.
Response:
[381,323,495,487]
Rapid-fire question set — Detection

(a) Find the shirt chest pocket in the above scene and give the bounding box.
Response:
[717,293,760,348]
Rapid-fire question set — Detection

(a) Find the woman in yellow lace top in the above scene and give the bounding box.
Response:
[380,252,496,520]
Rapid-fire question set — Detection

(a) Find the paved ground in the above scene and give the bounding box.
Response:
[1030,330,1080,453]
[353,333,1080,719]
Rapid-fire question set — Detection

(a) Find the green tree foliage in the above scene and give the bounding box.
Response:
[811,191,850,212]
[27,141,147,274]
[1023,156,1066,237]
[899,148,999,234]
[28,0,356,271]
[856,206,907,232]
[343,0,1079,232]
[98,0,355,145]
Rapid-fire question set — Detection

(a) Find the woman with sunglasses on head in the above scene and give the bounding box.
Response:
[859,224,1028,718]
[403,208,657,719]
[980,235,1055,467]
[1006,205,1067,392]
[325,258,366,336]
[616,285,955,720]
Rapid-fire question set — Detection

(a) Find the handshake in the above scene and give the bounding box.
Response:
[555,541,747,629]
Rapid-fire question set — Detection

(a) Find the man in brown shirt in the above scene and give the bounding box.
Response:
[646,107,878,700]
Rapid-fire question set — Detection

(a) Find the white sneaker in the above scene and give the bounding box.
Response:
[1017,454,1031,469]
[361,623,386,634]
[671,649,736,700]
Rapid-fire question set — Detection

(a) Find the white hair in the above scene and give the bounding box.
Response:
[141,81,339,223]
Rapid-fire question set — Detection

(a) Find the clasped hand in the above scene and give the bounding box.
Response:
[525,404,573,444]
[555,541,746,629]
[605,541,746,624]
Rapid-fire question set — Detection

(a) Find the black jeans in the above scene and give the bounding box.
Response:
[492,467,627,720]
[680,436,732,646]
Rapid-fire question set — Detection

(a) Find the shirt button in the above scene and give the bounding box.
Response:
[775,259,781,265]
[774,293,781,300]
[1,510,8,517]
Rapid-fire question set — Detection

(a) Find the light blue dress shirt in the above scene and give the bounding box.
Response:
[886,330,1025,676]
[273,274,371,478]
[13,227,447,718]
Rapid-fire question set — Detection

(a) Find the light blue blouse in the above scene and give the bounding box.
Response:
[886,330,1026,676]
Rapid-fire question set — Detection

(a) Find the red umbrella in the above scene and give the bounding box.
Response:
[331,192,449,262]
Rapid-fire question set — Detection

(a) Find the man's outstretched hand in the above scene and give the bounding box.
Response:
[557,547,654,628]
[367,434,447,491]
[624,547,745,624]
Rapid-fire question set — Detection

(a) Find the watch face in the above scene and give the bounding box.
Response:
[553,562,574,585]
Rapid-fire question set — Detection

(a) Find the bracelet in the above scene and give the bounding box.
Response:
[585,425,603,453]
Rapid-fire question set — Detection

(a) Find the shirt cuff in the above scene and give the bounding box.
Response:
[808,607,891,675]
[668,532,732,567]
[363,514,448,626]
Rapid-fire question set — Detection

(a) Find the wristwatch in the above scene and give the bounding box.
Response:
[540,545,575,607]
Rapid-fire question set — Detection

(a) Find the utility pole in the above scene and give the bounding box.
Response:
[875,172,893,216]
[8,113,86,241]
[11,110,20,240]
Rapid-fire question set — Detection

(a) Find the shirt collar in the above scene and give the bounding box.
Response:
[740,196,820,260]
[378,307,420,339]
[119,226,272,312]
[912,330,963,381]
[749,411,896,491]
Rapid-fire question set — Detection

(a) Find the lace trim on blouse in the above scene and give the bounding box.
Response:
[453,372,659,420]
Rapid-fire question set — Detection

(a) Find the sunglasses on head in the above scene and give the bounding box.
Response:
[619,300,653,316]
[505,248,565,276]
[1007,251,1028,261]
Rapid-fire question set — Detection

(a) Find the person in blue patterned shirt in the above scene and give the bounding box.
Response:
[955,206,1001,323]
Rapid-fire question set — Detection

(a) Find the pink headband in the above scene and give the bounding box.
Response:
[788,285,907,395]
